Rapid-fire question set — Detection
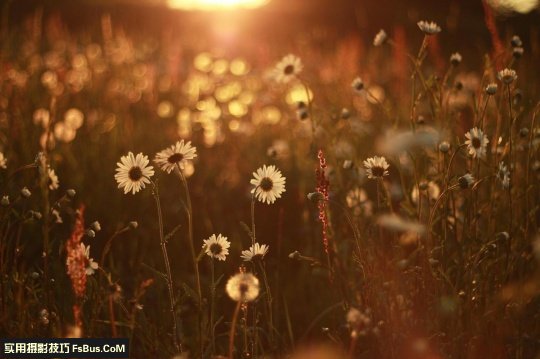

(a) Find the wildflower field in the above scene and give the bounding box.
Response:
[1,0,540,358]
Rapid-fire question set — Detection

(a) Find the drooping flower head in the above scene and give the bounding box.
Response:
[250,165,286,204]
[241,242,269,262]
[226,272,260,302]
[203,234,230,261]
[363,156,390,179]
[154,140,197,174]
[272,54,303,84]
[417,20,441,35]
[464,127,489,159]
[114,152,154,195]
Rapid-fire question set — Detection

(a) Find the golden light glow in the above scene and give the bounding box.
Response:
[286,84,313,105]
[168,0,270,10]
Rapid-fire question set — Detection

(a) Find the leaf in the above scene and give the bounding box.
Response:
[164,224,182,243]
[141,263,167,281]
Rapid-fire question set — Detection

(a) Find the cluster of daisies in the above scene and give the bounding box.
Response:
[114,140,287,302]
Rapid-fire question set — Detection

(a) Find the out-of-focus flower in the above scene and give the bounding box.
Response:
[411,181,440,203]
[64,109,84,130]
[485,83,498,95]
[458,173,475,189]
[81,244,98,275]
[226,272,260,302]
[511,35,523,47]
[52,209,63,224]
[373,29,388,46]
[114,152,154,195]
[351,77,364,93]
[241,243,269,262]
[497,68,517,84]
[90,221,101,232]
[497,162,511,189]
[363,156,389,179]
[486,0,539,14]
[272,54,303,84]
[450,52,462,66]
[203,234,230,261]
[512,47,524,59]
[48,168,60,190]
[376,214,425,235]
[346,187,373,217]
[154,140,197,174]
[439,141,451,153]
[33,109,50,128]
[417,20,441,35]
[21,187,32,198]
[0,152,6,169]
[1,196,9,206]
[250,165,286,204]
[465,127,489,159]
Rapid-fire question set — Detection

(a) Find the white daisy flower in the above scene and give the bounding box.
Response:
[225,272,260,302]
[497,162,511,189]
[272,54,303,84]
[417,20,441,35]
[373,29,388,46]
[48,168,59,190]
[154,140,197,174]
[203,233,230,261]
[250,165,286,204]
[464,127,489,159]
[82,243,99,276]
[0,152,6,169]
[114,152,154,195]
[363,156,390,179]
[497,68,517,84]
[241,242,269,262]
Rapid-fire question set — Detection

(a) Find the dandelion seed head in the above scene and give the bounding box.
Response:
[225,272,260,302]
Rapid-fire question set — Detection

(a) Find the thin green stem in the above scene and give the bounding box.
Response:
[151,181,181,354]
